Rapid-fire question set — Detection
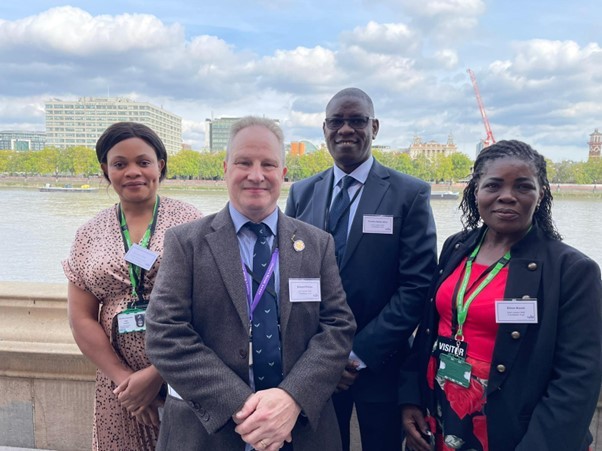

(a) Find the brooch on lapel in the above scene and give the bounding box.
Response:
[291,234,305,252]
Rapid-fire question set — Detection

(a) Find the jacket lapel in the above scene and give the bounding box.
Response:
[340,161,390,270]
[276,211,302,340]
[487,229,543,395]
[205,207,249,332]
[311,169,333,230]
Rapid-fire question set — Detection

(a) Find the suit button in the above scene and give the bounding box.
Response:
[239,349,247,359]
[190,401,201,410]
[425,328,430,335]
[527,262,537,271]
[511,331,521,339]
[439,269,444,274]
[496,364,506,373]
[429,298,434,303]
[454,243,460,249]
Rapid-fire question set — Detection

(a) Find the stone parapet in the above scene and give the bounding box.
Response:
[0,282,94,450]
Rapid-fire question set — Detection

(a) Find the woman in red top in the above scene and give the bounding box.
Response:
[400,140,602,451]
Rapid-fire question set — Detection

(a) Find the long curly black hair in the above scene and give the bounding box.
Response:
[459,140,562,241]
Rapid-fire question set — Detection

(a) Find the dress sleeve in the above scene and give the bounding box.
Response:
[62,226,90,291]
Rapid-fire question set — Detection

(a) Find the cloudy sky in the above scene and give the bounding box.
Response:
[0,1,600,161]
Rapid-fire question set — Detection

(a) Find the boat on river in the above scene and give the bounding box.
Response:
[430,191,459,200]
[39,183,98,193]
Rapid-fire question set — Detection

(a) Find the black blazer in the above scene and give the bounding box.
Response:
[286,159,437,401]
[399,225,602,451]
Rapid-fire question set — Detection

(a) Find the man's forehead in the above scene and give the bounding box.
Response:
[326,95,370,115]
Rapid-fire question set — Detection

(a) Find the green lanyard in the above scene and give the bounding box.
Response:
[118,196,160,303]
[454,232,511,340]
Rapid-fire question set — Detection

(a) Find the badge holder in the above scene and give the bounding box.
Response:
[117,300,149,334]
[437,353,472,388]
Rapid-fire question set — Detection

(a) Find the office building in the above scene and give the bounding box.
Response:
[204,117,280,152]
[0,130,46,151]
[45,97,182,154]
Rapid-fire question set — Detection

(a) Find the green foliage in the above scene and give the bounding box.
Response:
[285,148,332,181]
[450,153,473,181]
[0,150,11,173]
[2,145,602,186]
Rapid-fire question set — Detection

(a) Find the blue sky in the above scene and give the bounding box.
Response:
[0,0,600,160]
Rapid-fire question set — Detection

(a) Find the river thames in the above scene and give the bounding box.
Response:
[1,186,601,283]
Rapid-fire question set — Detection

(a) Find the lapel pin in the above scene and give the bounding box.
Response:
[291,234,305,252]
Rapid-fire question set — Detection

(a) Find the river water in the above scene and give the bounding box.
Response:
[1,187,601,283]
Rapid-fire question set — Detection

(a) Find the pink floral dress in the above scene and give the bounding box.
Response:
[63,197,201,451]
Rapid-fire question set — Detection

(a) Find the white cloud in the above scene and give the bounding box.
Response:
[258,46,338,86]
[512,40,602,75]
[341,21,420,55]
[399,0,485,17]
[0,6,182,55]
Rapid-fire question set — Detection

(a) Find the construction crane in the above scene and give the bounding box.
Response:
[467,68,496,148]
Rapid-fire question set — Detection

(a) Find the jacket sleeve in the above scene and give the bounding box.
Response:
[398,233,460,407]
[517,255,602,450]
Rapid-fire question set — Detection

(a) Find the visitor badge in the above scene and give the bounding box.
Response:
[362,215,393,234]
[117,308,147,334]
[495,298,538,324]
[436,336,468,359]
[124,244,158,271]
[437,353,472,388]
[288,278,321,302]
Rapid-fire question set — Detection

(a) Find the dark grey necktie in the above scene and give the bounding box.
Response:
[329,175,356,264]
[246,222,283,390]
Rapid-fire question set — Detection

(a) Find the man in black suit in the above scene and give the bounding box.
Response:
[285,88,437,451]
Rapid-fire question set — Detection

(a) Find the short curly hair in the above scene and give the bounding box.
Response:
[459,140,561,240]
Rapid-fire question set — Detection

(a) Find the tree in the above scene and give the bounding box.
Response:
[450,153,473,182]
[583,158,602,188]
[545,158,556,184]
[36,147,61,175]
[199,151,225,180]
[411,155,433,181]
[0,150,12,173]
[70,146,98,176]
[432,154,453,183]
[170,149,201,179]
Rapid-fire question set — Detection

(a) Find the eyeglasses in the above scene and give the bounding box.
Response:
[324,116,373,131]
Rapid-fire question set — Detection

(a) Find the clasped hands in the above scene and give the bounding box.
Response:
[233,388,301,451]
[113,366,164,429]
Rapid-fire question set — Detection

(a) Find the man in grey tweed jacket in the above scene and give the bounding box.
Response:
[146,116,356,451]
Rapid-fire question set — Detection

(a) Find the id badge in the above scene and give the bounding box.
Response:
[117,308,147,334]
[435,336,468,359]
[437,353,472,388]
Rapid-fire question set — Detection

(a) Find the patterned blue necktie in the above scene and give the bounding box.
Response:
[329,175,356,265]
[246,222,283,390]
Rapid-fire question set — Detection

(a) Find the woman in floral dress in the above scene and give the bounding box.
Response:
[63,122,202,450]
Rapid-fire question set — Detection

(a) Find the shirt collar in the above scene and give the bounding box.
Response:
[228,203,279,236]
[332,155,374,188]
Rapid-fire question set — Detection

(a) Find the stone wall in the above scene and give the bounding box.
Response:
[0,282,94,450]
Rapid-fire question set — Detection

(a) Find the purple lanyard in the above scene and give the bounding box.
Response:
[242,248,279,321]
